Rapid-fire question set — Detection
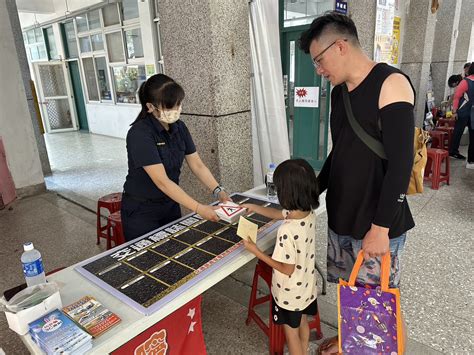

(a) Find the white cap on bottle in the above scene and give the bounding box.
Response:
[23,242,34,251]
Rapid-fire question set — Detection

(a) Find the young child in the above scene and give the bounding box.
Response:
[242,159,320,355]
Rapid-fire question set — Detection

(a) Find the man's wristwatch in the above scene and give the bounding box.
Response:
[212,185,226,198]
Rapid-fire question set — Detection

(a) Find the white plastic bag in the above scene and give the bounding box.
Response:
[0,283,58,313]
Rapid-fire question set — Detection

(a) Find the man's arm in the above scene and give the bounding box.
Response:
[317,150,332,193]
[362,73,415,260]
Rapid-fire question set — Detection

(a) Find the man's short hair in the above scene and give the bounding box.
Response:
[299,12,359,54]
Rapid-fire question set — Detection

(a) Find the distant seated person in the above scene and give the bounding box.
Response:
[121,74,231,242]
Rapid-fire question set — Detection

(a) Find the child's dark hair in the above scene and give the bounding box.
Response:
[274,159,319,211]
[131,74,185,125]
[299,11,359,54]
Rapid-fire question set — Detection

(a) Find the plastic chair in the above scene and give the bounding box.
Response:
[434,126,454,151]
[424,148,450,189]
[436,118,455,128]
[97,193,122,246]
[106,211,125,249]
[429,130,448,150]
[246,260,323,355]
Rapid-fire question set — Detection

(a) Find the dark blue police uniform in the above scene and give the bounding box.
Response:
[121,114,196,241]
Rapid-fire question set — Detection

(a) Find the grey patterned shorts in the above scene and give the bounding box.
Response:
[327,228,406,288]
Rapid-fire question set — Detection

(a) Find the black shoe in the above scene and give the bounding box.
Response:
[449,153,466,159]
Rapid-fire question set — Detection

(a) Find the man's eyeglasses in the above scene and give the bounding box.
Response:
[311,39,347,69]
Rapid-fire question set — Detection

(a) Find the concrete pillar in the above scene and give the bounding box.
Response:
[158,0,252,203]
[453,0,474,74]
[0,0,46,196]
[348,0,377,58]
[400,1,438,126]
[5,0,51,177]
[431,0,462,106]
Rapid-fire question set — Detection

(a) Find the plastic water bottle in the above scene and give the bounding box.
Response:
[266,163,277,201]
[21,242,46,287]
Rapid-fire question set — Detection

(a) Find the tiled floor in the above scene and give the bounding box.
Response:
[44,132,128,211]
[1,131,472,354]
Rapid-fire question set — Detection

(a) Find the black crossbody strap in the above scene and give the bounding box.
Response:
[341,84,387,160]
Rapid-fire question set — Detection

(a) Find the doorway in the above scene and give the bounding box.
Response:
[34,62,79,133]
[279,0,332,170]
[69,61,89,131]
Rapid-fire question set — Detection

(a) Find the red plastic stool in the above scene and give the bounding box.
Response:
[97,193,122,246]
[424,148,450,189]
[106,211,125,249]
[435,126,454,151]
[246,260,323,355]
[429,130,448,150]
[436,118,455,128]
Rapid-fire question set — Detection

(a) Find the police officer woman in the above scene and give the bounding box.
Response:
[121,74,230,242]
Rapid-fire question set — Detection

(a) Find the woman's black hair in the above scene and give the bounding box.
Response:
[447,74,462,88]
[131,74,185,125]
[273,159,320,212]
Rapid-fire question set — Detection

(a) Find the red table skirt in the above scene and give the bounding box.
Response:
[111,296,206,355]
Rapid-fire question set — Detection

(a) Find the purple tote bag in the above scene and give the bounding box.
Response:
[337,251,404,354]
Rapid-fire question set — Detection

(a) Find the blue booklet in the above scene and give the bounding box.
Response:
[29,309,92,354]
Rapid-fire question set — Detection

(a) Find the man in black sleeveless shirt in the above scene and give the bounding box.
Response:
[300,13,415,286]
[299,13,415,352]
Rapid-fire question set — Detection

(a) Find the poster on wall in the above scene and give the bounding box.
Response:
[391,16,401,64]
[294,87,319,108]
[374,0,397,65]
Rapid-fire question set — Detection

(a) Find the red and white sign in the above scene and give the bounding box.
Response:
[216,202,246,223]
[111,297,206,355]
[294,86,319,108]
[221,205,243,217]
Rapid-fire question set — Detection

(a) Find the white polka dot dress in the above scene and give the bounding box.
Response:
[271,211,317,311]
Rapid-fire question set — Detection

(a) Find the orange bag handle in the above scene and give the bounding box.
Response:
[348,251,391,291]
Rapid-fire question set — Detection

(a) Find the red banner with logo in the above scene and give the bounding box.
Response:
[111,296,206,355]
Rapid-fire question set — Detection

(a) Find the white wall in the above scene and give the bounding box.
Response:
[0,1,44,189]
[86,103,140,138]
[469,22,474,61]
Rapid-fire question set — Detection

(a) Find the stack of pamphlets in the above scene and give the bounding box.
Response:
[29,309,92,354]
[62,296,121,337]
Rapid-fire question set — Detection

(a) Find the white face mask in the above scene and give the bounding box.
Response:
[158,107,181,124]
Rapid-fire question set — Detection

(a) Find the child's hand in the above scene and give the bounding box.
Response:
[241,203,258,214]
[243,238,260,255]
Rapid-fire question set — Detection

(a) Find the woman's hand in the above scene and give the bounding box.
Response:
[218,190,232,203]
[241,203,258,214]
[197,204,219,222]
[243,238,260,255]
